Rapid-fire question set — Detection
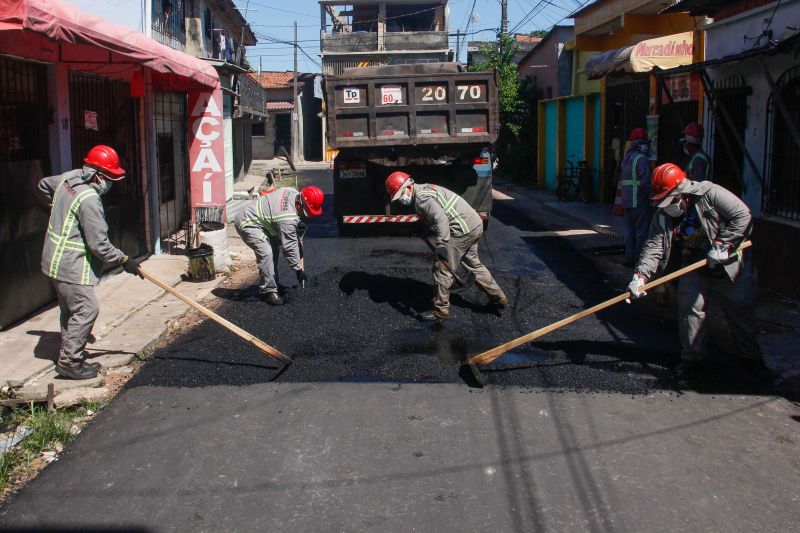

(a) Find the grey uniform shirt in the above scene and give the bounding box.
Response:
[39,167,126,286]
[636,180,752,283]
[412,183,483,247]
[234,187,304,271]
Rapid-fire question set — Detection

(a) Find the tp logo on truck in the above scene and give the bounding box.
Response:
[343,88,360,104]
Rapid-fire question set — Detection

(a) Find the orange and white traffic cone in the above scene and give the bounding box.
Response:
[612,181,624,216]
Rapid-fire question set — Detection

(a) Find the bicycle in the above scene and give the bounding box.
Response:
[556,159,594,202]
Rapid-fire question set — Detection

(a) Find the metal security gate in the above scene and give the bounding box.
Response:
[154,92,189,253]
[0,56,52,328]
[658,100,698,170]
[604,77,649,202]
[708,76,750,197]
[764,65,800,220]
[69,71,146,258]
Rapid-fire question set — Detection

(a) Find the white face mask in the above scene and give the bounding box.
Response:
[398,191,413,206]
[95,177,113,195]
[638,143,650,156]
[663,201,685,218]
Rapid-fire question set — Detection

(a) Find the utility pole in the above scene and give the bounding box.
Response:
[292,20,298,162]
[454,30,465,63]
[500,0,508,35]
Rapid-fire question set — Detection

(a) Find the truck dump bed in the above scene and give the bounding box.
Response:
[324,63,499,150]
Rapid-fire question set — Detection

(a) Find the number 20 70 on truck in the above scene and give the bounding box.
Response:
[323,63,500,233]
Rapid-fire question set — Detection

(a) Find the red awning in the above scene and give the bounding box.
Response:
[0,0,219,90]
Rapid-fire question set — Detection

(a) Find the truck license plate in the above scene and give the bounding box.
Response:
[341,168,367,179]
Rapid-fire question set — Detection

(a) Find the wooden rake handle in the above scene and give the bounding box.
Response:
[139,269,292,366]
[467,240,753,366]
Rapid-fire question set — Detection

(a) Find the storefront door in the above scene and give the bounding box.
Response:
[0,56,52,328]
[69,71,146,259]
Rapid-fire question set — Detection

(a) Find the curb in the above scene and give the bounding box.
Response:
[496,182,624,242]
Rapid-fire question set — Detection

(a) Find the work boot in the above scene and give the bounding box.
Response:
[420,310,449,322]
[737,358,775,384]
[488,295,508,309]
[55,362,98,380]
[261,292,284,306]
[672,359,706,378]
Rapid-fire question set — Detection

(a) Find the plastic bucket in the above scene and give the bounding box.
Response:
[187,243,216,282]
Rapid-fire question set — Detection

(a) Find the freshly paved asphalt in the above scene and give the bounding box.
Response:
[1,170,798,532]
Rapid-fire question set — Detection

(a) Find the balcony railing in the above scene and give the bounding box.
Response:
[321,31,448,54]
[152,0,186,52]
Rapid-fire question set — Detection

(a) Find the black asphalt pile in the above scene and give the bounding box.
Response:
[126,266,707,394]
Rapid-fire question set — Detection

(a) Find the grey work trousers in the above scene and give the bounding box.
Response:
[52,279,99,367]
[432,225,506,316]
[623,206,652,263]
[677,261,760,362]
[236,225,281,295]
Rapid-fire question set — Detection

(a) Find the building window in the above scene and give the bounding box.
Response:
[0,56,47,163]
[764,65,800,221]
[252,122,266,137]
[204,8,212,39]
[152,0,186,47]
[157,133,176,202]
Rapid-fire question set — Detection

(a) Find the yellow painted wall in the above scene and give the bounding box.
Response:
[573,50,602,96]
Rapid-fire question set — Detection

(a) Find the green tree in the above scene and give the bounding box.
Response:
[469,34,523,135]
[469,34,540,179]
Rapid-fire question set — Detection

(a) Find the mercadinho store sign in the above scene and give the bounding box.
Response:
[630,31,695,73]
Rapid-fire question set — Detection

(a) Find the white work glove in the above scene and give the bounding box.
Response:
[627,273,647,299]
[707,241,729,268]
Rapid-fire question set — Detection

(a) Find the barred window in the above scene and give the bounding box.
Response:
[764,65,800,221]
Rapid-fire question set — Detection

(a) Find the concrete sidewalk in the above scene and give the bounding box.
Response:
[493,180,800,387]
[0,228,251,404]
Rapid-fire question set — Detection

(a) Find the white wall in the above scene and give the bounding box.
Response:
[704,0,800,217]
[64,0,148,34]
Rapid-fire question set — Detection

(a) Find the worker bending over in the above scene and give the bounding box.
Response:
[234,186,324,305]
[39,145,143,380]
[627,163,771,380]
[386,172,507,321]
[620,128,653,267]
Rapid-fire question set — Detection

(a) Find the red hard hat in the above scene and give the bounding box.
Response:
[300,186,324,216]
[386,171,413,201]
[84,145,125,180]
[629,128,649,142]
[651,163,686,205]
[681,122,704,144]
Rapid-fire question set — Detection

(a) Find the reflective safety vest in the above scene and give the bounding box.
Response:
[414,184,482,237]
[686,151,711,182]
[40,168,125,286]
[234,187,301,238]
[620,151,650,209]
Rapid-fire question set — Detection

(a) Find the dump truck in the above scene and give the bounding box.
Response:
[323,63,500,232]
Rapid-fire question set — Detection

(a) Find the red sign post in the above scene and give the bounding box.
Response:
[188,89,226,222]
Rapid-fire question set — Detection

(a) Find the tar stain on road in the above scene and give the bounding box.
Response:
[126,265,713,395]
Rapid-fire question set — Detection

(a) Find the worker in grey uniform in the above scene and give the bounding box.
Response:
[627,163,771,380]
[39,145,143,380]
[620,127,653,267]
[234,186,324,305]
[386,171,507,321]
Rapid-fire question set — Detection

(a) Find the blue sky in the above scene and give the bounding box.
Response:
[234,0,587,74]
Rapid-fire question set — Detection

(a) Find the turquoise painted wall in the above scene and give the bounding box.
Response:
[564,98,585,169]
[544,102,558,191]
[539,94,602,195]
[593,95,602,199]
